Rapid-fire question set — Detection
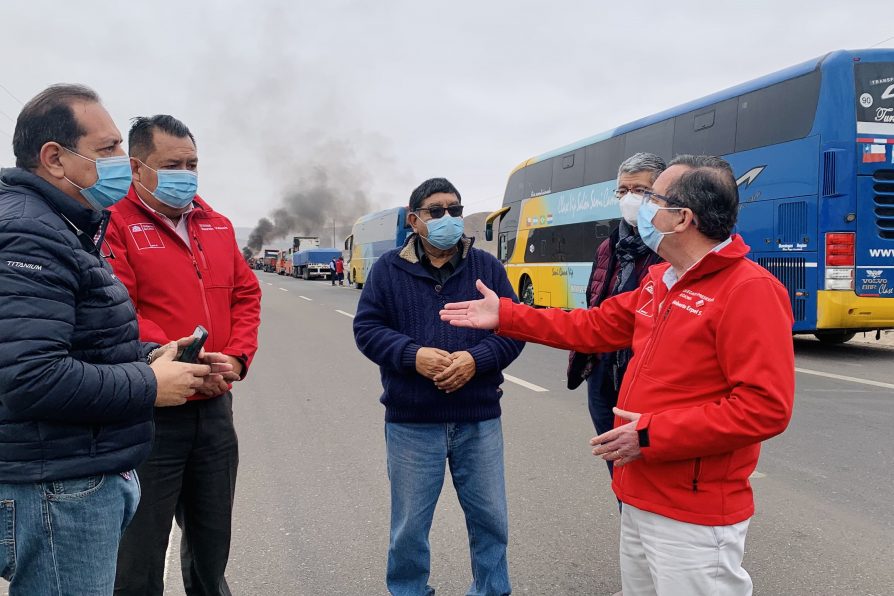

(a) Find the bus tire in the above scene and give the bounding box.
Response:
[520,275,535,307]
[814,331,856,344]
[303,268,310,280]
[353,270,363,290]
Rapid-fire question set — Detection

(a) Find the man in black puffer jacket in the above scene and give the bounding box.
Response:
[0,84,220,596]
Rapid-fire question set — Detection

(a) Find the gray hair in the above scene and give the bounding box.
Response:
[617,152,667,184]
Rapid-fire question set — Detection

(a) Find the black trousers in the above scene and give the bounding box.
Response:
[115,392,239,596]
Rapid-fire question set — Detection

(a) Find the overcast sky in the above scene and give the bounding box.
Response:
[1,1,892,234]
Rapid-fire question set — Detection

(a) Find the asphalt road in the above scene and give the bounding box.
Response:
[3,271,892,596]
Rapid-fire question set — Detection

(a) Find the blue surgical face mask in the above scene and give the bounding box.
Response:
[638,200,682,253]
[63,148,132,210]
[423,215,464,250]
[137,160,198,209]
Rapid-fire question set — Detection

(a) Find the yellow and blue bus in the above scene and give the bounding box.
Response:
[486,48,894,343]
[347,206,411,289]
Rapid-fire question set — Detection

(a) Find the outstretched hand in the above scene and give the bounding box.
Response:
[439,279,500,329]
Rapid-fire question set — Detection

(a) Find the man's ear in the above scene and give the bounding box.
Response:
[129,157,141,180]
[407,210,420,232]
[39,142,67,180]
[678,208,698,232]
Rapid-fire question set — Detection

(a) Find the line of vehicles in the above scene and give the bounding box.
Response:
[255,239,342,281]
[256,48,894,344]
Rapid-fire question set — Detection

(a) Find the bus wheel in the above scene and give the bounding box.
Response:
[814,331,856,344]
[520,276,535,306]
[353,270,363,290]
[303,268,310,280]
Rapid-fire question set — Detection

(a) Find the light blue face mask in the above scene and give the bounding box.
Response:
[424,215,464,250]
[638,200,682,252]
[137,161,198,209]
[63,149,132,210]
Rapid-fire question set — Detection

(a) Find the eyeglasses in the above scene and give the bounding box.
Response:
[642,190,684,208]
[415,204,464,219]
[613,186,651,199]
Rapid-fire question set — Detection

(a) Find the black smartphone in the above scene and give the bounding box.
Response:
[176,325,208,363]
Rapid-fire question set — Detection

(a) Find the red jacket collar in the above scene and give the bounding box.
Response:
[648,234,751,287]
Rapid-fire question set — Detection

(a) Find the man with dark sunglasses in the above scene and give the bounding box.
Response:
[353,177,524,596]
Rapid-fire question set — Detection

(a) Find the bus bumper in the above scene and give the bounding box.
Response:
[816,291,894,329]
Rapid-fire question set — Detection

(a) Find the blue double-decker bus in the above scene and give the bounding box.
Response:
[487,48,894,343]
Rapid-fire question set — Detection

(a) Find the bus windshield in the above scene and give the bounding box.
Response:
[856,62,894,136]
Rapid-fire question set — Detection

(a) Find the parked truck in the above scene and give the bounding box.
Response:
[276,249,293,276]
[262,248,279,272]
[292,247,341,280]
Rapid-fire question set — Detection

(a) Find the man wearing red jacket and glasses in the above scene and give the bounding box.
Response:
[441,155,795,596]
[105,115,261,596]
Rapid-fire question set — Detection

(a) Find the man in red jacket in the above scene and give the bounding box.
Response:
[441,155,795,595]
[106,115,261,596]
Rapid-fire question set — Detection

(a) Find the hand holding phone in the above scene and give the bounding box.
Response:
[176,325,208,363]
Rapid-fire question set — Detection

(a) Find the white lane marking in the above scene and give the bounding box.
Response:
[299,296,312,301]
[164,524,177,587]
[750,471,766,479]
[278,287,288,292]
[795,367,894,390]
[264,282,273,286]
[503,374,549,393]
[335,310,355,318]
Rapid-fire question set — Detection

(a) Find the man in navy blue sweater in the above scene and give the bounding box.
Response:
[354,178,524,596]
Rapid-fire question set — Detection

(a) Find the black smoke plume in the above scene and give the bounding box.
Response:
[242,160,373,256]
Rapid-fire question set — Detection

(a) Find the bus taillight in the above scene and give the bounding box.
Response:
[825,232,855,290]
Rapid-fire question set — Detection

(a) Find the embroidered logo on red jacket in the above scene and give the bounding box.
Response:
[128,223,166,250]
[636,281,655,317]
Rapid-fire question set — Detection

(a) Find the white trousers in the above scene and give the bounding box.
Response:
[620,504,753,596]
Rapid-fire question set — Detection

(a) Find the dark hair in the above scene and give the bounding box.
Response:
[128,114,196,160]
[668,154,735,177]
[409,178,461,212]
[666,155,739,241]
[13,84,101,170]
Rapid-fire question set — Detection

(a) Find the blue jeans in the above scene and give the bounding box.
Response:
[1,472,140,595]
[587,358,619,478]
[385,419,510,596]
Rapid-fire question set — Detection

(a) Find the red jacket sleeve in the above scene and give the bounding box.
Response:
[637,277,795,462]
[496,288,640,353]
[104,218,173,345]
[221,231,261,377]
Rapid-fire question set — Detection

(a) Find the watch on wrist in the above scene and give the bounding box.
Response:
[146,348,161,365]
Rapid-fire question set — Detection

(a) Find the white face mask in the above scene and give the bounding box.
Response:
[619,192,644,227]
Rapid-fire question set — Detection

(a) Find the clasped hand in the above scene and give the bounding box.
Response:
[415,347,476,394]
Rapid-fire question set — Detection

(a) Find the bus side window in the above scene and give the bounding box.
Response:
[673,97,737,156]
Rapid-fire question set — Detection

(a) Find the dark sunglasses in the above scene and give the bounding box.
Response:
[415,204,464,219]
